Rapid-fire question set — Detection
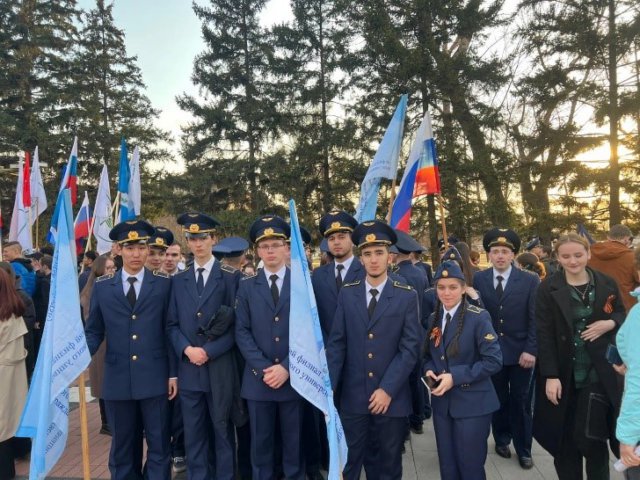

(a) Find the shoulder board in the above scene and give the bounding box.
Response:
[425,287,435,293]
[241,273,258,281]
[153,270,169,278]
[467,304,482,314]
[343,280,361,288]
[96,273,114,283]
[221,264,238,274]
[392,281,413,291]
[391,265,400,273]
[175,266,191,275]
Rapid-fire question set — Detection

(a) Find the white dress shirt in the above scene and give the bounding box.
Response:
[193,256,216,286]
[263,265,287,294]
[121,268,145,297]
[365,278,388,306]
[335,255,355,279]
[442,302,461,334]
[493,265,512,290]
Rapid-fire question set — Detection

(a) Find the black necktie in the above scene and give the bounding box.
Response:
[126,277,137,308]
[196,268,205,295]
[496,275,504,298]
[368,288,379,319]
[270,274,279,306]
[336,264,345,291]
[444,312,452,331]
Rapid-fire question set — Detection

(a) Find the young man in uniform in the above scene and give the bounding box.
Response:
[327,220,421,480]
[85,220,176,480]
[235,215,305,480]
[167,213,242,480]
[473,228,539,469]
[145,226,174,272]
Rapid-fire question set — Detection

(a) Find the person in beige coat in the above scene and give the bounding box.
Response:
[0,267,28,480]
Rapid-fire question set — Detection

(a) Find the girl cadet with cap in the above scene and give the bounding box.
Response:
[423,260,502,480]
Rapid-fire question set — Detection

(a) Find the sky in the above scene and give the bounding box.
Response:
[77,0,293,171]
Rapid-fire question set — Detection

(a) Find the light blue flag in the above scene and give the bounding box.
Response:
[288,199,348,479]
[118,136,134,222]
[355,94,408,222]
[16,189,91,480]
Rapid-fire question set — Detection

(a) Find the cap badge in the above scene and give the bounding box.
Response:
[188,213,198,218]
[497,236,507,243]
[363,221,375,227]
[126,221,137,225]
[442,270,449,277]
[156,238,165,246]
[262,217,273,222]
[331,222,341,229]
[189,224,200,233]
[128,231,139,240]
[365,233,377,243]
[264,228,274,236]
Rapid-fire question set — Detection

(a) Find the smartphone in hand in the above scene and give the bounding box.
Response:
[421,375,441,390]
[605,344,623,366]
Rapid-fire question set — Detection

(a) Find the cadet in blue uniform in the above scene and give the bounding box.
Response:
[412,245,433,286]
[145,226,186,474]
[145,226,174,272]
[85,220,176,480]
[391,229,428,437]
[423,260,502,480]
[167,213,242,480]
[472,229,539,469]
[235,215,304,480]
[327,220,421,480]
[312,210,363,339]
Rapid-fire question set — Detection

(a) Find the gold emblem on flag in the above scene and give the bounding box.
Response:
[128,231,139,240]
[365,234,377,243]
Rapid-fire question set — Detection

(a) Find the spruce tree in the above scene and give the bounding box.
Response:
[177,0,278,214]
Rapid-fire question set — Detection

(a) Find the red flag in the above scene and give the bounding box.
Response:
[23,151,32,208]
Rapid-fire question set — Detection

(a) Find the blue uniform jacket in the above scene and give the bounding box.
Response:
[423,303,502,418]
[396,260,426,315]
[473,267,539,365]
[235,268,300,402]
[85,268,174,401]
[327,279,421,417]
[167,262,241,392]
[312,258,365,339]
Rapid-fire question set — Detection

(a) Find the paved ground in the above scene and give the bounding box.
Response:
[15,387,622,479]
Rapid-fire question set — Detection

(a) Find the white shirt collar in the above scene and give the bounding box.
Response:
[442,301,461,332]
[263,264,287,281]
[335,255,355,274]
[493,264,512,282]
[365,277,388,295]
[121,267,145,283]
[194,255,216,273]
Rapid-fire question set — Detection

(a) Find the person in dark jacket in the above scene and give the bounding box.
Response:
[534,233,625,479]
[32,255,52,356]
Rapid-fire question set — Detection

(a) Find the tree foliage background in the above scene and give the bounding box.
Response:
[1,0,639,252]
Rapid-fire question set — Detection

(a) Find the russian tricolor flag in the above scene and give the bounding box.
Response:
[390,112,441,232]
[74,192,92,253]
[60,137,79,205]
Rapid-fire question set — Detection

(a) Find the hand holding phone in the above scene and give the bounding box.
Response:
[421,374,441,390]
[606,344,623,366]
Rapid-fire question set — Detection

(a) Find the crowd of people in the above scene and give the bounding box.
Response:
[1,213,640,480]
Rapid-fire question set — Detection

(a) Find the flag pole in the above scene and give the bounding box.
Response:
[112,192,121,225]
[437,194,450,248]
[385,177,398,223]
[76,257,92,480]
[76,371,92,480]
[34,200,39,249]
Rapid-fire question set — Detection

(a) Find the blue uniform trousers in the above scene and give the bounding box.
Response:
[169,394,185,458]
[432,411,492,480]
[180,389,235,480]
[247,399,304,480]
[341,413,405,480]
[491,364,534,458]
[105,395,171,480]
[409,359,425,429]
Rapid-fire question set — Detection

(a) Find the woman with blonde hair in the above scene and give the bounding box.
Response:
[0,267,28,479]
[534,233,625,479]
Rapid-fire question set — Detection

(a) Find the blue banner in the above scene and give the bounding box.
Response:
[16,189,91,479]
[288,199,348,479]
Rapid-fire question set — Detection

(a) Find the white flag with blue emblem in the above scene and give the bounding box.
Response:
[288,199,348,479]
[16,189,91,479]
